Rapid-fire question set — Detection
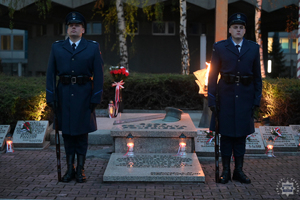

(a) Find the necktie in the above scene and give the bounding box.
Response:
[72,43,76,51]
[235,45,240,53]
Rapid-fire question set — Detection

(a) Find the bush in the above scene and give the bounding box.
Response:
[259,78,300,125]
[0,74,52,131]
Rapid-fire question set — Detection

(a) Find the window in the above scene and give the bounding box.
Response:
[292,39,298,53]
[1,35,11,50]
[86,22,102,34]
[13,36,23,50]
[279,38,289,53]
[152,22,175,35]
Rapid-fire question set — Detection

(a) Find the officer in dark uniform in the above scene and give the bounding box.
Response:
[208,13,262,184]
[46,11,104,183]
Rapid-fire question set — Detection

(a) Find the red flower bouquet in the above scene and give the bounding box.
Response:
[109,66,129,82]
[22,122,32,133]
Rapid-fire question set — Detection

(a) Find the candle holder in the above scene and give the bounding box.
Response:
[126,133,134,157]
[266,136,274,157]
[178,133,187,157]
[6,135,14,153]
[108,100,115,118]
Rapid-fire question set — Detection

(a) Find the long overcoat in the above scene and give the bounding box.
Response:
[46,37,104,136]
[208,37,262,137]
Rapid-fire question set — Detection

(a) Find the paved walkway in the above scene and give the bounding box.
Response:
[0,145,299,200]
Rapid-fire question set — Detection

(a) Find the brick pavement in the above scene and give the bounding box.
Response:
[0,145,299,200]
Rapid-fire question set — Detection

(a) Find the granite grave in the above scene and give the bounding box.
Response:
[13,120,50,149]
[259,126,298,151]
[103,153,205,182]
[0,125,10,151]
[289,125,300,146]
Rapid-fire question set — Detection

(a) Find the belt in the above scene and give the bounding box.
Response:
[59,75,92,85]
[221,74,253,85]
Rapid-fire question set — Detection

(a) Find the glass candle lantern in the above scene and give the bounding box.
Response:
[266,136,274,157]
[126,133,134,157]
[178,133,187,157]
[6,136,14,153]
[108,100,115,118]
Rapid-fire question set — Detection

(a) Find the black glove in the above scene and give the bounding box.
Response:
[90,103,98,113]
[251,105,259,119]
[209,105,218,115]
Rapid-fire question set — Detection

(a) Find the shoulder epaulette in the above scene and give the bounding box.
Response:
[214,40,226,45]
[55,40,64,43]
[248,40,259,45]
[88,40,98,44]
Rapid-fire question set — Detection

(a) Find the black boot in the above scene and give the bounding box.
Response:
[219,156,231,184]
[232,156,251,184]
[62,154,75,182]
[75,154,86,183]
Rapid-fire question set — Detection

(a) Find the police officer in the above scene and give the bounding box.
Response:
[208,13,262,184]
[46,11,104,183]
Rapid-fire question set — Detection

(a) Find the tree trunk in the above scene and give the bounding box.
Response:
[179,0,190,75]
[116,0,129,70]
[255,0,266,78]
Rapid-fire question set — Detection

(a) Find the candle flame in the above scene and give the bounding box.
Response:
[127,142,134,148]
[179,142,186,147]
[204,62,211,86]
[267,145,273,150]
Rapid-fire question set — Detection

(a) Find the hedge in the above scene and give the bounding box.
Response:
[0,73,203,131]
[259,78,300,125]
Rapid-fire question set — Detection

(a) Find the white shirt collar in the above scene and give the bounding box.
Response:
[69,39,81,49]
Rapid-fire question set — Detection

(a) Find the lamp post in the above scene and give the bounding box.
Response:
[126,133,134,157]
[178,133,187,157]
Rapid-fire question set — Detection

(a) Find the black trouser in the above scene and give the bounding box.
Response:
[220,135,247,157]
[62,133,88,155]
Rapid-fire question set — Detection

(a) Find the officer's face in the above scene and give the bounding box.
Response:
[67,23,85,38]
[229,24,246,40]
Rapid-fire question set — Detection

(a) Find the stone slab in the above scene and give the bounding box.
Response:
[245,128,265,154]
[289,125,300,146]
[195,128,220,156]
[0,125,10,151]
[195,128,265,156]
[259,126,298,151]
[103,153,205,182]
[13,121,49,148]
[111,113,197,153]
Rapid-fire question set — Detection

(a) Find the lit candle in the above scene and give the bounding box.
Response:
[204,62,211,87]
[179,142,186,151]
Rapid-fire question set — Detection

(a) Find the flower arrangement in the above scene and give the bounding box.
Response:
[246,134,255,142]
[271,127,285,141]
[205,130,214,143]
[21,122,32,134]
[109,66,129,82]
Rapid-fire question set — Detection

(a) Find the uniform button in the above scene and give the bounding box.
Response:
[72,58,74,61]
[238,59,240,62]
[237,83,239,86]
[72,70,74,73]
[236,95,238,98]
[237,72,240,74]
[71,94,74,96]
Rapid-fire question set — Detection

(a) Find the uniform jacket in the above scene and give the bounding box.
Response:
[208,37,262,137]
[46,37,104,136]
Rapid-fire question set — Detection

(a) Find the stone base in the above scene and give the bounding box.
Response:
[103,153,205,182]
[14,141,50,150]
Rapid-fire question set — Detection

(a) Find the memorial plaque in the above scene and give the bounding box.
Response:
[196,128,265,155]
[245,128,265,154]
[259,126,298,151]
[195,128,220,156]
[111,113,197,153]
[0,125,10,151]
[289,125,300,146]
[13,121,49,149]
[103,153,205,182]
